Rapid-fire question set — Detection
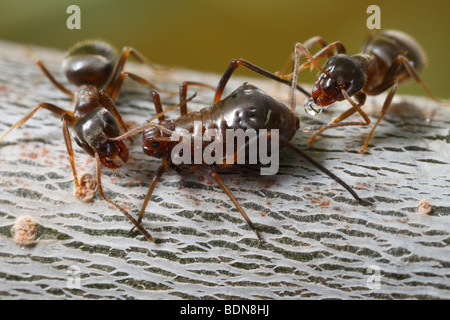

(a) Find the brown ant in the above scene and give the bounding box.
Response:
[111,59,366,241]
[283,30,441,153]
[0,40,169,242]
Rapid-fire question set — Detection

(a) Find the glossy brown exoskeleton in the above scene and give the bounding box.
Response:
[285,30,440,153]
[112,59,366,241]
[0,40,160,241]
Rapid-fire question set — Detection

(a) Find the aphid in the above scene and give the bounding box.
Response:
[112,59,366,241]
[285,30,441,153]
[0,40,163,242]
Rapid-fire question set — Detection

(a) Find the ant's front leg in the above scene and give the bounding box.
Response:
[305,91,370,145]
[276,36,331,80]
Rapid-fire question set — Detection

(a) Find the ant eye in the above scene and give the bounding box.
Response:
[151,141,160,149]
[102,112,115,126]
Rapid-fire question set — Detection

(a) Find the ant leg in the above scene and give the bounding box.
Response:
[296,41,346,74]
[305,91,371,145]
[289,42,347,112]
[106,47,169,97]
[360,81,398,153]
[179,81,215,115]
[214,59,310,103]
[94,152,154,242]
[129,157,170,234]
[98,91,133,142]
[62,114,81,193]
[283,41,346,82]
[357,55,440,153]
[277,36,330,78]
[367,55,440,101]
[106,71,178,101]
[0,103,73,143]
[36,60,74,98]
[209,170,262,240]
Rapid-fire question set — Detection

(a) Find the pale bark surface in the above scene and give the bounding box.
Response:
[0,41,449,299]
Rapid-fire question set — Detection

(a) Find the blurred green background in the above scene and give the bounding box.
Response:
[0,0,448,97]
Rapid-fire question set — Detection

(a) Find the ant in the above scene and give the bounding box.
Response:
[0,40,170,242]
[282,29,441,153]
[111,59,366,241]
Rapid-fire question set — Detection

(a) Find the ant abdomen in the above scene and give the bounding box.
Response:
[63,40,117,87]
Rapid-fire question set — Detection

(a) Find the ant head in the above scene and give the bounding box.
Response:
[142,124,175,159]
[312,54,366,106]
[63,40,116,87]
[73,108,128,169]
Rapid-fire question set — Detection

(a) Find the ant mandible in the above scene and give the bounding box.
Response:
[111,59,365,241]
[0,40,168,242]
[283,30,441,153]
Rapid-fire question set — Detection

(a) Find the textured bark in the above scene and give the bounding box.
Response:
[0,41,449,299]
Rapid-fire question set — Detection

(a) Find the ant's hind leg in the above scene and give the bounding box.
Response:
[106,71,178,101]
[358,55,439,153]
[106,47,170,97]
[36,60,74,98]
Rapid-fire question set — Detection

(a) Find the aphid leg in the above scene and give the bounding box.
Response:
[110,93,198,142]
[360,81,398,153]
[209,170,263,240]
[306,91,370,145]
[179,81,215,115]
[0,103,73,143]
[95,152,154,242]
[129,157,170,234]
[36,60,74,98]
[214,59,310,103]
[276,135,366,204]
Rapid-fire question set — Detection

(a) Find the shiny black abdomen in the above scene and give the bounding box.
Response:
[363,30,425,83]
